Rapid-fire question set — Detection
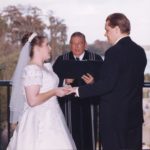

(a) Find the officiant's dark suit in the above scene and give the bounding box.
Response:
[75,14,147,150]
[53,32,103,150]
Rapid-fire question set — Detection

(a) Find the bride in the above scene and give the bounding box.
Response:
[7,33,76,150]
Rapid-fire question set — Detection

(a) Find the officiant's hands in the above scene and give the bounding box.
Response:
[65,78,75,85]
[64,73,94,85]
[81,73,94,84]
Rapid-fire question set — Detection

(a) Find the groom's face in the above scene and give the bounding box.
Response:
[104,21,118,45]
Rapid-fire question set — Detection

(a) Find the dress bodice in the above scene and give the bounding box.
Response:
[22,63,59,108]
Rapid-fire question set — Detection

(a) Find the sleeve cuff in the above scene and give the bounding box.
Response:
[75,87,79,97]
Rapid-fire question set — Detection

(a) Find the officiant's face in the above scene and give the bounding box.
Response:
[70,36,86,57]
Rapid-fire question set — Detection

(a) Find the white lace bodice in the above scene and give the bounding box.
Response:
[22,63,59,107]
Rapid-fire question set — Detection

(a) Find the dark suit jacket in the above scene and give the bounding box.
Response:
[78,37,147,130]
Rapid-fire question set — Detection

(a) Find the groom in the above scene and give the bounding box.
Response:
[70,13,147,150]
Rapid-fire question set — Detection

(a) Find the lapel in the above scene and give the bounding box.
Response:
[82,50,89,60]
[69,52,76,60]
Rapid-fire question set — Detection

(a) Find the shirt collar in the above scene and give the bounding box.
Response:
[114,35,129,45]
[74,52,85,60]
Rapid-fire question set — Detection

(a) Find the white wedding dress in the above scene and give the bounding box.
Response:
[7,64,76,150]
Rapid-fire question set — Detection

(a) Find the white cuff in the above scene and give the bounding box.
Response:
[63,80,66,86]
[75,87,79,97]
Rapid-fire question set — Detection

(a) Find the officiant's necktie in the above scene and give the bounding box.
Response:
[76,57,80,61]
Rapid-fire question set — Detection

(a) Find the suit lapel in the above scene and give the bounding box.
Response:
[83,51,89,60]
[69,52,76,60]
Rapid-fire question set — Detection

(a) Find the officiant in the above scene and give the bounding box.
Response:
[53,32,103,150]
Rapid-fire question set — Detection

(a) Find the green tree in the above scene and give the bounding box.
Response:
[1,5,46,45]
[47,12,67,59]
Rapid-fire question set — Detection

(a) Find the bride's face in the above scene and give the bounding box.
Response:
[40,38,51,60]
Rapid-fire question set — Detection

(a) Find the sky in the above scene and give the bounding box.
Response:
[0,0,150,45]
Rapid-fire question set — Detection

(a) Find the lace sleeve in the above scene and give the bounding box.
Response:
[22,65,43,87]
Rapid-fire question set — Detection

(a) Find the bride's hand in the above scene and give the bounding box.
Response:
[55,87,72,97]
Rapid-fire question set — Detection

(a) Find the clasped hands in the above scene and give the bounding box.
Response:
[55,86,76,97]
[55,73,94,97]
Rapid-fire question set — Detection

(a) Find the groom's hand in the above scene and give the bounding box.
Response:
[66,87,78,96]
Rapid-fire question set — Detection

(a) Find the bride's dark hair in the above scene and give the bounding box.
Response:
[21,32,46,58]
[30,35,46,58]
